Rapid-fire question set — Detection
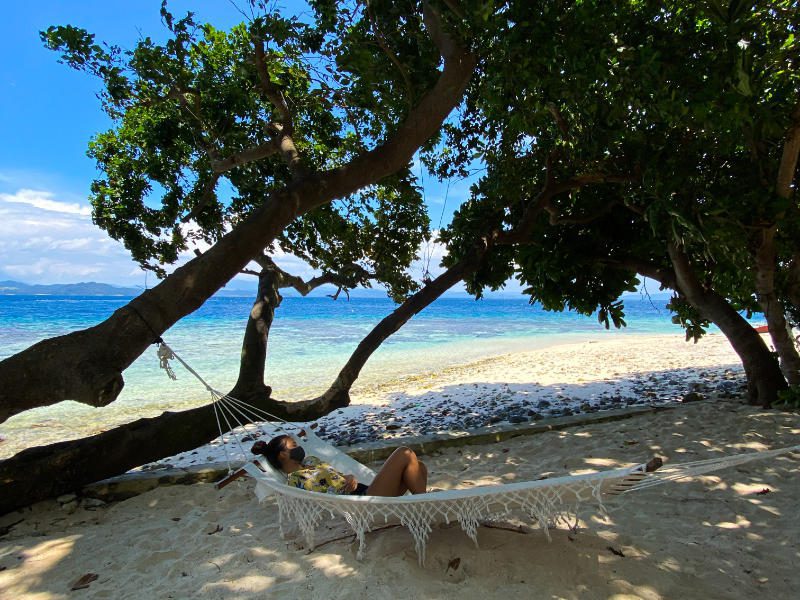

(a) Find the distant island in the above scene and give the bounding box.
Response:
[0,280,255,297]
[0,279,670,300]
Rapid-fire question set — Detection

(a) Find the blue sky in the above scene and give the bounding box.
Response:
[0,1,484,294]
[0,2,654,300]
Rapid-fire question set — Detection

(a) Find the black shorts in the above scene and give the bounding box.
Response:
[347,482,370,496]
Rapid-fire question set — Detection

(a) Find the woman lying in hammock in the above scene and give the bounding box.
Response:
[251,435,427,497]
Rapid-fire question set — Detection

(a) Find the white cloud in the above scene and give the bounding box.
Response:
[0,188,146,285]
[0,189,91,216]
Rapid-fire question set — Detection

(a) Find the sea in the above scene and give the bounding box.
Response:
[0,292,741,456]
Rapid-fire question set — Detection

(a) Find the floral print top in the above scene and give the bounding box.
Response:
[286,456,347,494]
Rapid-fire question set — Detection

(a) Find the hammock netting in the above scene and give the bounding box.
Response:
[156,341,800,565]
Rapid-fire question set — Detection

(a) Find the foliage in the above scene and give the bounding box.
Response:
[775,385,800,410]
[42,0,447,298]
[437,0,798,333]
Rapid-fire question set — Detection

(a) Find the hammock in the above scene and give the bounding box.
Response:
[156,341,800,565]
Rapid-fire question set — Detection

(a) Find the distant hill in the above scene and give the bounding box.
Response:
[0,280,255,297]
[0,280,141,296]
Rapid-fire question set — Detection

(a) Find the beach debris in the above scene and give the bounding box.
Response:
[60,500,80,515]
[0,518,24,538]
[171,517,181,521]
[681,392,704,403]
[206,524,223,535]
[70,573,99,591]
[606,546,625,557]
[446,557,461,573]
[756,488,771,495]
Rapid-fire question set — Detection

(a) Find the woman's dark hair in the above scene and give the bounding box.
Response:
[251,434,291,471]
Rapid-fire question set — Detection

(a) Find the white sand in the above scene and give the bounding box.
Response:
[2,334,799,599]
[150,332,747,470]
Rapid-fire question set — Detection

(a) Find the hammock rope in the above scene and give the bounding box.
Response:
[155,339,800,564]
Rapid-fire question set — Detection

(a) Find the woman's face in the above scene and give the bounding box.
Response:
[279,437,298,466]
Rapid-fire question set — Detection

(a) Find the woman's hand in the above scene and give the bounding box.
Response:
[344,474,358,492]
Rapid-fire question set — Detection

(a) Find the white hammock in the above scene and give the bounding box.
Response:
[240,425,799,564]
[156,341,800,565]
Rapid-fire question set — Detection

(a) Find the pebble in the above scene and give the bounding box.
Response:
[313,367,746,447]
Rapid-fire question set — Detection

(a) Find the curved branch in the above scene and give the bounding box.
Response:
[0,3,474,423]
[777,98,800,199]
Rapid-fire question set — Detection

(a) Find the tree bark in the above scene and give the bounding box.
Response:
[0,19,475,424]
[667,243,787,406]
[228,268,282,404]
[787,252,800,321]
[0,383,360,515]
[754,228,800,385]
[310,255,480,408]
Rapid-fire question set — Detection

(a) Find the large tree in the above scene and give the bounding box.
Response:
[436,0,798,405]
[0,0,475,512]
[0,0,475,424]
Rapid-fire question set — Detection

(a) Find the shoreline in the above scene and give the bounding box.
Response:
[140,332,747,473]
[0,330,707,460]
[0,329,676,460]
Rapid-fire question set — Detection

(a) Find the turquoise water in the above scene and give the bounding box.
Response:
[0,292,700,454]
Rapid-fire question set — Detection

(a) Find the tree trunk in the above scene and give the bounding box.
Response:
[0,384,360,515]
[668,243,787,406]
[0,258,477,515]
[787,252,800,317]
[0,31,475,424]
[754,227,800,385]
[228,268,282,404]
[311,256,479,407]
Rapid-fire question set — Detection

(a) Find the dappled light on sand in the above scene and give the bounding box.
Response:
[1,397,798,598]
[0,535,79,598]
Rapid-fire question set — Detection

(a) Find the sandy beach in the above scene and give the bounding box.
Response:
[2,334,799,599]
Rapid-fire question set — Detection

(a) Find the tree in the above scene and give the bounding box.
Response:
[0,0,475,424]
[0,0,475,511]
[436,0,798,405]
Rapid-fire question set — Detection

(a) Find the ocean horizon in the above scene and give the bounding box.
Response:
[0,292,750,456]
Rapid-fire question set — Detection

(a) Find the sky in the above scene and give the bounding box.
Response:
[0,0,491,296]
[0,2,654,300]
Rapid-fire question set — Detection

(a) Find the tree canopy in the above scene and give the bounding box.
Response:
[435,0,798,401]
[42,1,454,299]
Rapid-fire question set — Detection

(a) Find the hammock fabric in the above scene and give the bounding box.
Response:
[156,341,800,565]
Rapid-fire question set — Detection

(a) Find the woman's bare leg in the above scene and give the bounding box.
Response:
[366,447,428,496]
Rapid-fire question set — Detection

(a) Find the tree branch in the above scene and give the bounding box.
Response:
[546,199,620,225]
[310,1,475,211]
[776,98,800,200]
[252,254,373,296]
[252,40,305,175]
[181,172,222,224]
[366,1,414,111]
[495,168,634,245]
[210,139,283,173]
[547,102,571,140]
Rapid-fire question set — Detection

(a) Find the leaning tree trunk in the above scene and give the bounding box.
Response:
[0,24,475,424]
[228,268,282,404]
[0,385,357,515]
[754,227,800,385]
[668,243,787,406]
[311,255,480,408]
